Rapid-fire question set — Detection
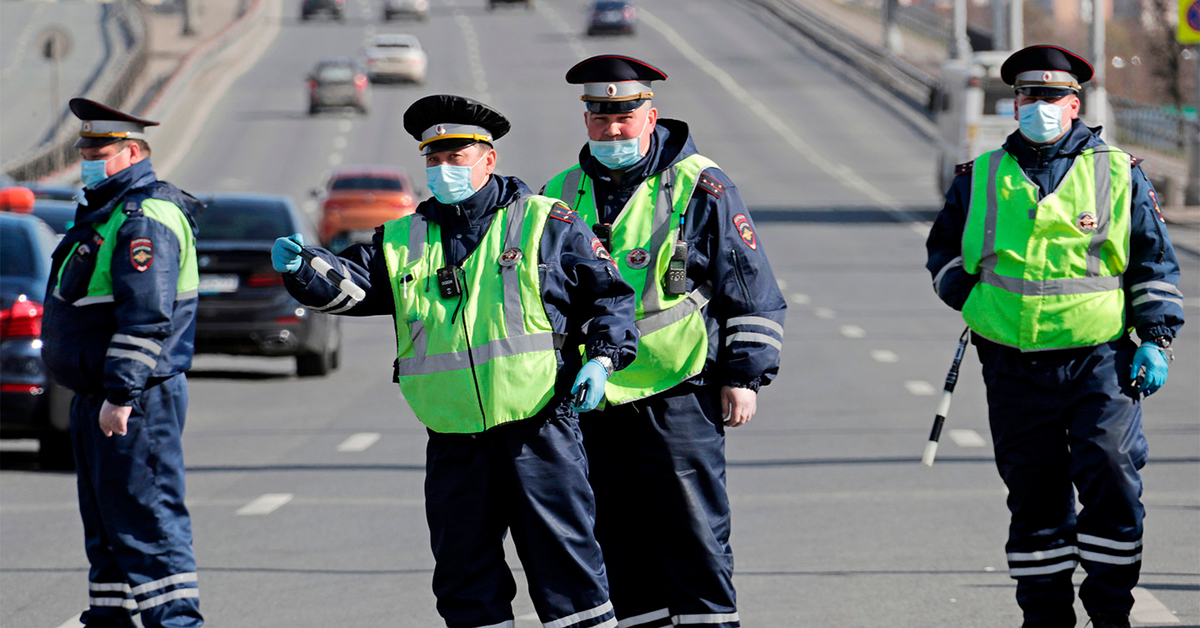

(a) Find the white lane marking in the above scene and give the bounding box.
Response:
[328,152,343,166]
[156,0,283,178]
[339,119,352,133]
[53,613,83,628]
[905,380,936,396]
[534,0,590,59]
[337,432,381,452]
[789,293,811,305]
[840,324,865,338]
[947,429,987,448]
[236,493,294,516]
[871,349,898,363]
[638,9,930,236]
[1131,587,1181,624]
[813,307,835,319]
[448,0,490,101]
[333,136,347,149]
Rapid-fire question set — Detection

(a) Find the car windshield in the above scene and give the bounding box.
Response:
[330,176,405,191]
[197,199,294,241]
[0,223,37,278]
[317,66,355,82]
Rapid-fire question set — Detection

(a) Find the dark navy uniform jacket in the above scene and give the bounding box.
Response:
[283,174,639,419]
[42,159,201,405]
[549,118,787,391]
[926,120,1185,343]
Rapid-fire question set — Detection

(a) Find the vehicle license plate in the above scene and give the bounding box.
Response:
[198,274,239,294]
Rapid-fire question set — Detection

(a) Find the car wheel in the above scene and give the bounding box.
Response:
[297,351,331,377]
[39,432,74,470]
[357,103,368,115]
[301,11,311,20]
[308,104,319,115]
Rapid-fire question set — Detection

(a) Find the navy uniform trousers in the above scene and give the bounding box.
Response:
[581,383,738,628]
[425,413,616,628]
[71,374,202,628]
[978,337,1147,627]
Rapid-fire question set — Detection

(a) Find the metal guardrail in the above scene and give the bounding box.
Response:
[3,0,148,182]
[1111,96,1198,158]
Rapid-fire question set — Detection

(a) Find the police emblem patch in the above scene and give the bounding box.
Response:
[591,238,615,266]
[1076,212,1098,233]
[1149,190,1165,223]
[130,238,153,272]
[626,248,650,269]
[498,247,523,267]
[733,213,757,250]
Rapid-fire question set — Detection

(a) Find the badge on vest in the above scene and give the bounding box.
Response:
[626,248,650,269]
[498,247,523,267]
[1076,212,1098,233]
[130,238,154,272]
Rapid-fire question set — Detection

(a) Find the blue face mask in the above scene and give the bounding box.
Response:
[80,146,128,188]
[1018,101,1066,144]
[426,152,487,205]
[588,116,650,171]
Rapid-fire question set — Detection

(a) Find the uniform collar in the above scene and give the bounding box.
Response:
[1005,118,1101,163]
[416,175,531,229]
[77,159,158,224]
[578,118,697,189]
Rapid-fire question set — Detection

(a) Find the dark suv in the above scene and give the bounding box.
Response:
[301,0,344,21]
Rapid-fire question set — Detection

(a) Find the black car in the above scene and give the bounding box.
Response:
[587,0,636,35]
[31,199,77,235]
[0,212,74,468]
[301,0,344,20]
[193,193,341,376]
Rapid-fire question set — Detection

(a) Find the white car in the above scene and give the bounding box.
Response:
[383,0,428,21]
[363,34,427,84]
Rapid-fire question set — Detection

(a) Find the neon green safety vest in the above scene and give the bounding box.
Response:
[961,147,1132,351]
[52,199,199,305]
[381,196,559,434]
[544,154,716,404]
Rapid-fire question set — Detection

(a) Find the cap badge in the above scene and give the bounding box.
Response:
[606,83,618,97]
[435,124,446,135]
[1042,71,1053,82]
[499,247,523,267]
[82,121,92,132]
[626,248,650,269]
[1076,212,1098,233]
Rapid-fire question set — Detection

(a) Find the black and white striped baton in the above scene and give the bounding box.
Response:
[922,327,971,467]
[297,247,366,302]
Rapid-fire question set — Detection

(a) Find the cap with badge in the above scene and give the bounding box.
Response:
[70,98,159,149]
[1000,45,1094,98]
[565,55,667,114]
[403,94,511,155]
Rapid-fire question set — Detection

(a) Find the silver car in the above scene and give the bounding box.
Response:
[383,0,428,20]
[363,34,427,84]
[307,58,370,115]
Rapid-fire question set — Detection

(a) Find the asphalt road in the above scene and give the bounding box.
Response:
[2,0,1198,626]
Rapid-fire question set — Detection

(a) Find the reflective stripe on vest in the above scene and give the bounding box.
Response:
[52,199,199,305]
[545,154,716,403]
[381,196,559,434]
[961,147,1132,350]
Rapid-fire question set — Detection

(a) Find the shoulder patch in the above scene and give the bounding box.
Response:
[954,162,974,176]
[130,237,153,272]
[733,213,757,250]
[590,237,616,267]
[549,202,576,224]
[697,173,727,198]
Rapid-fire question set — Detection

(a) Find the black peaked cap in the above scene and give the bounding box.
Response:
[1000,45,1094,86]
[69,98,159,127]
[565,55,668,84]
[403,95,510,153]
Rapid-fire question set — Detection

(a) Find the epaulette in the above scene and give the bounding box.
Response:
[697,172,726,198]
[122,201,143,216]
[549,202,576,224]
[375,225,385,234]
[1131,156,1144,167]
[954,162,973,176]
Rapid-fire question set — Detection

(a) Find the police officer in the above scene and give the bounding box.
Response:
[272,94,638,628]
[542,56,786,628]
[42,99,204,627]
[926,46,1185,628]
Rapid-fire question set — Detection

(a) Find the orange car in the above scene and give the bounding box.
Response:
[317,167,418,250]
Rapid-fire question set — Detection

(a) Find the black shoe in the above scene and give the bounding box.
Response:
[1087,612,1131,628]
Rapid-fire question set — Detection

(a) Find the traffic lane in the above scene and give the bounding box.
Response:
[0,1,109,165]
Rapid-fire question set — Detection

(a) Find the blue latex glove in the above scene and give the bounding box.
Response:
[571,359,609,412]
[1131,345,1169,395]
[272,233,304,273]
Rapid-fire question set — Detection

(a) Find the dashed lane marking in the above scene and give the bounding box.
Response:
[1132,586,1181,624]
[840,324,865,338]
[236,493,294,516]
[813,307,835,319]
[337,432,381,452]
[638,8,930,236]
[789,293,811,305]
[328,152,343,166]
[947,429,987,448]
[339,120,352,133]
[534,0,589,59]
[333,136,347,149]
[904,380,936,396]
[871,349,898,363]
